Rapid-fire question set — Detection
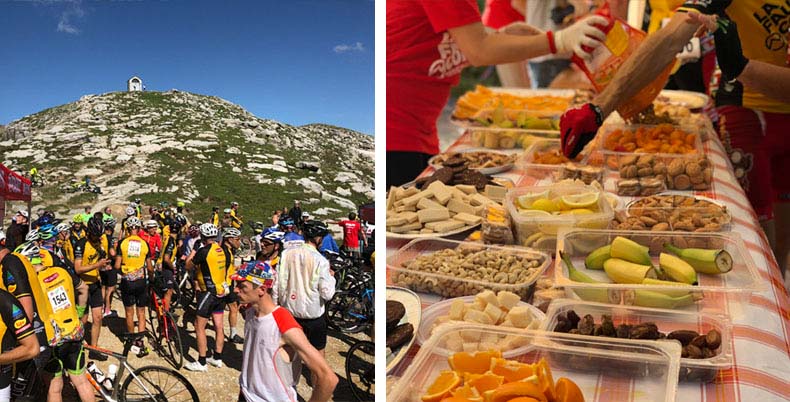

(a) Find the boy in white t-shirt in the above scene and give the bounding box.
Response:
[232,261,338,402]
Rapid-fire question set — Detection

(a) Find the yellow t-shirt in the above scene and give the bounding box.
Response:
[230,210,242,229]
[117,235,150,277]
[75,237,109,284]
[194,243,228,296]
[678,0,790,113]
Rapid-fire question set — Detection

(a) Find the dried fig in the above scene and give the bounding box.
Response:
[673,174,692,190]
[685,162,702,177]
[578,314,595,335]
[668,330,700,346]
[706,329,722,349]
[616,324,632,338]
[668,159,685,176]
[686,344,703,359]
[690,335,708,349]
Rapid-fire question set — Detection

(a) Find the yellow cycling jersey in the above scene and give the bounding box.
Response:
[211,212,220,227]
[117,235,150,276]
[230,210,242,229]
[678,0,790,113]
[194,243,228,296]
[159,235,178,268]
[648,0,686,33]
[36,265,82,346]
[74,236,108,284]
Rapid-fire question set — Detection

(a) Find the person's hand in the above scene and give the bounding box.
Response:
[552,15,608,62]
[712,19,749,81]
[559,103,604,158]
[498,22,544,36]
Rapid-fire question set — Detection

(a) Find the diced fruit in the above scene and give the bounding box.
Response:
[422,370,461,402]
[489,382,547,402]
[448,350,501,375]
[560,192,599,209]
[465,372,505,393]
[489,358,535,383]
[554,377,585,402]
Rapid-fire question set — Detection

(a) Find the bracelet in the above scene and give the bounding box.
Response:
[546,31,557,54]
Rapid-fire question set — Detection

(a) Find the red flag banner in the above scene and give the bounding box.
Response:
[0,164,31,201]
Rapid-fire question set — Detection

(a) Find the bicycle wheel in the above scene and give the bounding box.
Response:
[346,340,375,402]
[326,291,370,333]
[119,365,199,402]
[159,312,184,369]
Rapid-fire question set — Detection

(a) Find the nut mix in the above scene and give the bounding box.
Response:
[390,246,545,299]
[613,194,730,233]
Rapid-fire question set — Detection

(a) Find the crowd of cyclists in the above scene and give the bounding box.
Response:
[0,197,375,401]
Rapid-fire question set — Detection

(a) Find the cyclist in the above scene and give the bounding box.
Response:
[229,201,243,229]
[120,206,137,233]
[159,215,186,310]
[21,243,94,402]
[233,261,338,402]
[69,215,86,242]
[101,216,119,318]
[0,286,40,402]
[221,208,233,231]
[73,215,110,361]
[279,217,303,243]
[258,227,285,269]
[132,198,143,219]
[275,220,335,389]
[79,207,92,226]
[139,220,162,262]
[210,207,220,227]
[220,228,244,344]
[53,222,89,317]
[184,223,228,372]
[115,217,152,344]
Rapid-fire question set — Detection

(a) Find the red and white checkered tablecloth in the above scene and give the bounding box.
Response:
[386,120,790,401]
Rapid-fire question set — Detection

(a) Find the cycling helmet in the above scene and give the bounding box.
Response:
[223,208,232,214]
[159,201,169,208]
[55,222,71,235]
[126,217,142,229]
[176,201,185,208]
[279,217,294,228]
[230,201,239,207]
[35,211,55,227]
[187,224,200,237]
[199,223,218,238]
[303,220,329,239]
[25,229,40,242]
[163,209,173,219]
[144,220,159,229]
[18,242,40,261]
[134,197,141,203]
[38,224,57,240]
[126,206,136,216]
[103,217,117,230]
[72,214,83,224]
[173,214,187,229]
[86,217,104,237]
[222,228,242,238]
[261,227,285,243]
[212,206,219,212]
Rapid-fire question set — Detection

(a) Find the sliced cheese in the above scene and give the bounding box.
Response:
[416,197,443,210]
[447,198,477,215]
[417,208,450,224]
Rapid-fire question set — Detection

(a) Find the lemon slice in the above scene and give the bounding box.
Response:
[515,190,550,209]
[518,210,552,218]
[530,198,559,213]
[560,192,599,209]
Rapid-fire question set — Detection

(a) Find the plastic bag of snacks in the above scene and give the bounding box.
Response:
[571,2,674,119]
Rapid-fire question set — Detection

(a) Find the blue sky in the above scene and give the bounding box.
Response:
[0,0,375,134]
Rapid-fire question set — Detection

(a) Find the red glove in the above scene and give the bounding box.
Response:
[560,103,603,158]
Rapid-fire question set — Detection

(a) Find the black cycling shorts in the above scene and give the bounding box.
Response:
[43,341,86,377]
[100,269,118,287]
[120,278,148,308]
[295,314,328,350]
[195,292,226,319]
[160,269,175,291]
[87,282,103,309]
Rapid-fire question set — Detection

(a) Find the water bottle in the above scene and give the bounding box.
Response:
[86,361,105,383]
[101,364,118,392]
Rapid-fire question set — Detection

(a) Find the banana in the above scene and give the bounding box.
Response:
[603,258,656,284]
[663,243,734,274]
[627,289,698,309]
[610,236,652,266]
[584,244,611,270]
[642,278,695,298]
[659,252,698,285]
[560,251,612,303]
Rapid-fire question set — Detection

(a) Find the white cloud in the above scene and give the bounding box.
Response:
[333,42,365,54]
[56,1,85,35]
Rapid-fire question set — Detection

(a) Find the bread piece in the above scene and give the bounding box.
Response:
[386,186,402,212]
[389,221,423,233]
[448,299,466,320]
[433,219,466,232]
[444,332,464,352]
[464,309,493,325]
[386,214,409,227]
[506,306,533,328]
[401,211,419,223]
[484,185,508,202]
[453,212,483,225]
[469,193,494,207]
[462,342,479,352]
[419,228,435,234]
[476,290,499,308]
[496,291,521,310]
[460,330,481,342]
[484,303,504,324]
[427,181,453,205]
[417,197,444,210]
[447,198,477,215]
[425,219,454,231]
[401,189,434,207]
[395,204,416,213]
[456,184,478,194]
[417,208,450,224]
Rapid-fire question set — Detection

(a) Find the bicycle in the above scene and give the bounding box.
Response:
[83,333,199,401]
[146,270,185,369]
[345,339,374,401]
[170,261,195,310]
[326,271,374,333]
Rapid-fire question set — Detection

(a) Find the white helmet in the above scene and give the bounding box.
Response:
[25,229,40,242]
[55,222,71,235]
[126,206,136,216]
[126,217,142,229]
[18,242,40,260]
[199,223,218,238]
[144,220,159,229]
[222,228,241,238]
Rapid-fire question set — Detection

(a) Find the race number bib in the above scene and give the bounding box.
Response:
[48,286,71,312]
[127,240,142,258]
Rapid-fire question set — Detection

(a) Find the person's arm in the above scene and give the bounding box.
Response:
[737,62,790,103]
[284,329,338,402]
[74,258,109,274]
[185,249,197,270]
[18,296,34,322]
[0,334,39,365]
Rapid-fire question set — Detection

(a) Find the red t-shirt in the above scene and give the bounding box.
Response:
[338,220,363,248]
[138,232,162,260]
[481,0,524,29]
[387,0,481,155]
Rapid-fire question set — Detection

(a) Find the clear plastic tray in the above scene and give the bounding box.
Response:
[604,152,713,192]
[518,139,604,185]
[465,127,559,150]
[386,238,550,301]
[505,184,614,251]
[554,228,765,307]
[389,324,681,402]
[612,193,732,232]
[598,124,704,156]
[540,299,733,382]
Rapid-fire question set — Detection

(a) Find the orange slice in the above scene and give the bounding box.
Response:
[490,358,536,383]
[489,381,548,402]
[505,398,543,402]
[466,372,505,393]
[422,370,462,402]
[554,377,585,402]
[535,359,555,402]
[451,384,484,402]
[449,350,502,375]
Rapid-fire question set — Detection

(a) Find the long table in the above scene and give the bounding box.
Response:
[386,115,790,401]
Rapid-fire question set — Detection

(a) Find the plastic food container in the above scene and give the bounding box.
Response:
[597,124,704,156]
[554,228,765,308]
[416,295,545,346]
[505,184,614,251]
[518,139,603,185]
[386,238,550,302]
[540,299,733,382]
[389,324,681,402]
[612,193,732,232]
[603,152,713,193]
[465,127,559,150]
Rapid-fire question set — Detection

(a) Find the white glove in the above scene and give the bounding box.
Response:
[553,15,608,61]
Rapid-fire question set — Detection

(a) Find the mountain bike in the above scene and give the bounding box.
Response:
[146,270,184,369]
[323,250,367,292]
[345,339,374,401]
[83,333,199,401]
[326,271,374,333]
